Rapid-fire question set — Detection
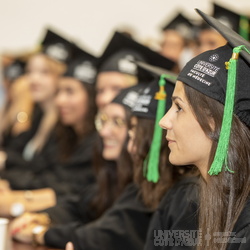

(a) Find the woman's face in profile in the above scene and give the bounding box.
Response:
[96,103,128,161]
[159,80,213,179]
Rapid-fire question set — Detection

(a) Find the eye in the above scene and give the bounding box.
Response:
[175,102,182,113]
[113,117,126,127]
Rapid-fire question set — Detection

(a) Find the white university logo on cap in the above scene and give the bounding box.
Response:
[133,90,152,113]
[186,59,221,86]
[7,65,22,78]
[209,54,219,62]
[122,91,139,108]
[74,61,97,83]
[118,55,137,75]
[46,43,69,62]
[176,23,192,39]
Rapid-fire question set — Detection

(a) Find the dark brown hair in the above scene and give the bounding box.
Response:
[184,83,250,250]
[133,117,195,210]
[56,81,97,162]
[90,107,133,218]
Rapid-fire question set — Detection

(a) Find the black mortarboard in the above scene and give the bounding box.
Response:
[97,31,175,81]
[40,29,74,64]
[161,12,196,40]
[178,9,250,175]
[132,77,174,120]
[212,3,250,40]
[111,84,146,111]
[3,59,26,83]
[63,44,98,85]
[130,61,176,183]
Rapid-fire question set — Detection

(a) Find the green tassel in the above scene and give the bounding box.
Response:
[239,15,249,41]
[208,45,250,175]
[144,74,168,183]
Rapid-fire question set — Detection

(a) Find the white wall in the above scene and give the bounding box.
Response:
[1,0,250,56]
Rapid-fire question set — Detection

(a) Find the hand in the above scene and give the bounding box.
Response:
[66,242,74,250]
[10,212,50,237]
[11,222,37,244]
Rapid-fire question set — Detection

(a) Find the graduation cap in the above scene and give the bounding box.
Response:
[63,44,98,85]
[3,59,26,83]
[97,31,175,81]
[161,12,196,40]
[212,3,250,40]
[129,60,176,183]
[40,29,74,64]
[111,84,146,111]
[178,8,250,175]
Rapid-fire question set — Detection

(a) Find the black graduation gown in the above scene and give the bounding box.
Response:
[144,176,199,250]
[1,131,97,199]
[226,198,250,250]
[44,183,153,250]
[1,104,44,169]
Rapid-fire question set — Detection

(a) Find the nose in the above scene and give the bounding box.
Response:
[159,110,172,130]
[98,121,113,138]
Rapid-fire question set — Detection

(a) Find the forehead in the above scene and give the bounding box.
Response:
[96,72,127,87]
[101,103,126,117]
[173,81,186,97]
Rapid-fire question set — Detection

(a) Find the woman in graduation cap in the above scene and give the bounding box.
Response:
[0,29,71,181]
[95,31,175,110]
[0,40,98,215]
[128,73,195,209]
[158,9,250,250]
[10,85,142,249]
[126,67,199,250]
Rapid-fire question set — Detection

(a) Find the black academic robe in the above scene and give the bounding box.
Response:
[226,198,250,250]
[144,176,199,250]
[44,183,153,250]
[1,131,97,199]
[1,104,44,169]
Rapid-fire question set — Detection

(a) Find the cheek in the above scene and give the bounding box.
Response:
[117,128,127,147]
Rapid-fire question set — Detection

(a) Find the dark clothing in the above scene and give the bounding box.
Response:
[44,183,153,250]
[144,176,199,250]
[226,198,250,250]
[1,104,44,169]
[1,131,97,199]
[1,102,97,198]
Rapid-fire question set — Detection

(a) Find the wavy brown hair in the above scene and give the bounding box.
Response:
[56,80,97,162]
[184,83,250,250]
[90,107,133,218]
[132,117,195,210]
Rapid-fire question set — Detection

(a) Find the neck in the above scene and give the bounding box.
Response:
[73,122,86,137]
[39,98,56,112]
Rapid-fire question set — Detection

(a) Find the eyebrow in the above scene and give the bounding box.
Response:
[171,96,184,102]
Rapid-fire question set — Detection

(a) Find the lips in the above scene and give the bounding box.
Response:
[166,137,176,146]
[103,140,118,148]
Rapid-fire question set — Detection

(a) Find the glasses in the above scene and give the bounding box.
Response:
[95,113,127,131]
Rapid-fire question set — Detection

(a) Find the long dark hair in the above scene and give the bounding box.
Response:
[56,81,97,162]
[184,83,250,250]
[133,117,195,209]
[90,107,133,218]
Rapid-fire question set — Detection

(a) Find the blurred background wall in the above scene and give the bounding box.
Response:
[1,0,250,56]
[0,0,250,107]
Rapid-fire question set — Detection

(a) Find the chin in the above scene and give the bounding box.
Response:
[102,151,118,161]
